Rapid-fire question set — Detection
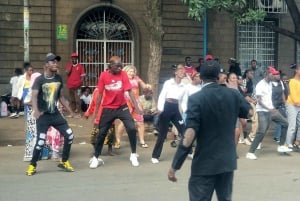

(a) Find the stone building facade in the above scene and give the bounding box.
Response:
[0,0,300,94]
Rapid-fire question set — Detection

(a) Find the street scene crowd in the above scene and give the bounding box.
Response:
[2,52,300,201]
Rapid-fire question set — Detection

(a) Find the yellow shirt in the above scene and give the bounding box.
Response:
[23,79,30,89]
[287,78,300,105]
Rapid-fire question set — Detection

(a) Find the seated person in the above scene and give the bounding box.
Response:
[139,87,159,134]
[80,86,92,112]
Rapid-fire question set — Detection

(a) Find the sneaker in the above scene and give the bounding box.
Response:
[273,137,280,143]
[57,160,74,172]
[170,140,177,148]
[89,156,100,169]
[153,129,159,136]
[130,153,139,167]
[187,154,194,159]
[151,158,159,164]
[277,145,293,153]
[9,113,19,118]
[246,152,257,160]
[238,139,245,144]
[19,111,25,116]
[244,138,252,146]
[26,165,36,176]
[9,113,17,117]
[256,143,262,150]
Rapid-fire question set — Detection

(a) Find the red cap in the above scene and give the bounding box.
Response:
[268,66,280,75]
[205,54,213,61]
[70,52,78,57]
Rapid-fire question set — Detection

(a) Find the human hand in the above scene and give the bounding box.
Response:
[168,168,177,182]
[33,110,43,119]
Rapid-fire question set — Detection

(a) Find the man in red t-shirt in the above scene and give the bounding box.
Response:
[184,56,197,81]
[89,56,142,168]
[65,52,86,116]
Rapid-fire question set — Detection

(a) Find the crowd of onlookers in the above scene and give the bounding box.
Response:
[4,53,300,166]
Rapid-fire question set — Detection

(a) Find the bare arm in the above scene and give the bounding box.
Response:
[128,89,142,114]
[59,90,75,117]
[93,92,103,120]
[31,89,42,119]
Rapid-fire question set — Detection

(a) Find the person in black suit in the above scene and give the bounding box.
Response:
[168,60,251,201]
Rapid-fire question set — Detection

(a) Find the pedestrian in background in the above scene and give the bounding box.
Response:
[9,68,23,118]
[65,52,85,117]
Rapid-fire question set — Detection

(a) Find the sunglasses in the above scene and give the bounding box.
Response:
[111,62,123,67]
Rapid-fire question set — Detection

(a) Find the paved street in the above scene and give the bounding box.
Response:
[1,116,300,201]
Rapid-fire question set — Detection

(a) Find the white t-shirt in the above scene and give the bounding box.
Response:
[157,78,186,112]
[182,83,201,113]
[80,94,91,105]
[255,79,274,112]
[10,76,20,97]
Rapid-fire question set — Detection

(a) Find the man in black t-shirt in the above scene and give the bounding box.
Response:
[26,53,75,176]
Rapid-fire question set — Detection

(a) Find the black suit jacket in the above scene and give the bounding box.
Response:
[185,83,250,176]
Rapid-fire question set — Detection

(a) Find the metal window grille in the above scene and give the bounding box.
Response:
[75,7,134,88]
[237,22,276,72]
[76,40,133,87]
[255,0,287,14]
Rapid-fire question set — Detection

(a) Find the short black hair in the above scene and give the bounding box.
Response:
[14,68,23,76]
[200,60,220,81]
[23,62,31,70]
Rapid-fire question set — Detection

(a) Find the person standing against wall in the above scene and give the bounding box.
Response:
[65,52,85,117]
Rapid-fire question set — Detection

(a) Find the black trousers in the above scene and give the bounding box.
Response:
[152,102,185,159]
[31,112,74,166]
[188,172,234,201]
[94,105,137,157]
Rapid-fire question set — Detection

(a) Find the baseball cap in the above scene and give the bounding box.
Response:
[200,60,220,80]
[71,52,78,57]
[205,54,213,61]
[46,53,61,62]
[268,66,280,75]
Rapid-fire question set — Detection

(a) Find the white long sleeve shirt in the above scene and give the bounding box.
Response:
[157,78,187,112]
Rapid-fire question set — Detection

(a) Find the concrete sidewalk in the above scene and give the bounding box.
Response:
[1,116,300,201]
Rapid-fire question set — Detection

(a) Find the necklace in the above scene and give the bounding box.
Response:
[44,72,55,79]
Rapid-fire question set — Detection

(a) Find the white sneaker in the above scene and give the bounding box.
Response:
[130,153,139,167]
[277,145,293,153]
[244,138,252,146]
[89,156,101,169]
[188,154,194,159]
[238,139,245,144]
[246,152,257,160]
[9,113,19,118]
[151,158,159,164]
[256,143,262,150]
[19,111,25,116]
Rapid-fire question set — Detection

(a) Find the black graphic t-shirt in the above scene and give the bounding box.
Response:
[32,74,63,114]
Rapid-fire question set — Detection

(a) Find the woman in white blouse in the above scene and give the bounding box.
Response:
[151,64,187,164]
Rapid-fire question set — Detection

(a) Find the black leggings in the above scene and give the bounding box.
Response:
[152,102,185,159]
[94,105,137,157]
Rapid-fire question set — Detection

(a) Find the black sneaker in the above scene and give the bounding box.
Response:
[170,140,177,148]
[273,137,280,143]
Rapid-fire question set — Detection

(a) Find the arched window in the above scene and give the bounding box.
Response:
[75,6,135,87]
